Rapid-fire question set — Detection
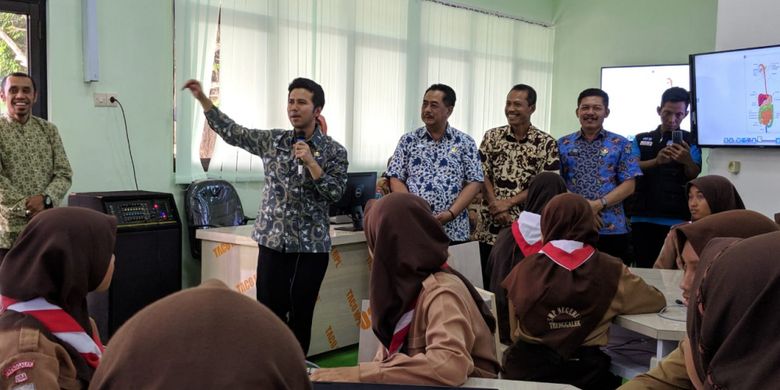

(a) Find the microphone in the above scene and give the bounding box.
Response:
[293,130,306,175]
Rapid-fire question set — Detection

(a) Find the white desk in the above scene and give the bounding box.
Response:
[609,268,685,379]
[464,377,579,389]
[196,224,369,356]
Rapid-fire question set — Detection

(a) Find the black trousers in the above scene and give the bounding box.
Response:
[597,233,633,266]
[631,222,672,268]
[478,242,493,290]
[257,245,329,356]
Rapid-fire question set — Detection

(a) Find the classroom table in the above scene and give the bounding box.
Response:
[197,224,370,356]
[464,377,579,389]
[608,268,686,379]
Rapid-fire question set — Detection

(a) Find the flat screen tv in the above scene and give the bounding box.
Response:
[691,44,780,147]
[601,64,690,141]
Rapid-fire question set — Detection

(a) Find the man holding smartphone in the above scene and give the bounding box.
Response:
[628,87,701,267]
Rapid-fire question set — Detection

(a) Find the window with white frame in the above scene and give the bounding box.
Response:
[174,0,554,183]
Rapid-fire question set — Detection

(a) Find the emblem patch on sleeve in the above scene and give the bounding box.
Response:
[3,361,34,378]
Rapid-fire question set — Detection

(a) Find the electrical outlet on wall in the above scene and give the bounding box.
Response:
[93,93,119,107]
[93,93,108,107]
[106,93,119,107]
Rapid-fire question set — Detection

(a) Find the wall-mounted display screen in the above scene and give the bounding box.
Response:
[601,64,690,141]
[691,44,780,147]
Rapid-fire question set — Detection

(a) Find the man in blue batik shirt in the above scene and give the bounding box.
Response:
[386,84,483,244]
[558,88,641,264]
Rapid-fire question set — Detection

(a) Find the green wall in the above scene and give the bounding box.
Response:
[46,1,196,281]
[549,0,718,137]
[43,0,717,288]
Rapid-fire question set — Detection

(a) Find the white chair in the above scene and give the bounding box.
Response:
[447,241,483,289]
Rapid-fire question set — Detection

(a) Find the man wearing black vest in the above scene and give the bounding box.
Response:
[629,87,701,267]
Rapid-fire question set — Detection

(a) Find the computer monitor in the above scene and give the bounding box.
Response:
[329,172,377,231]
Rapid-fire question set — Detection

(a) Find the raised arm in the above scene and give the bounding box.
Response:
[183,79,274,156]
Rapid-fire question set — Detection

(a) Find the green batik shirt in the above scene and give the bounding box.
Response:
[205,107,348,253]
[0,114,73,249]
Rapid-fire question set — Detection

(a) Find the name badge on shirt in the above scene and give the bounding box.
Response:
[640,138,653,146]
[567,148,579,157]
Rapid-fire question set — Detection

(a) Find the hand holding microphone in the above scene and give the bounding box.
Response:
[293,130,311,176]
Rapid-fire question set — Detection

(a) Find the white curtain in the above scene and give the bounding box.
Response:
[174,0,220,184]
[420,2,555,144]
[175,0,555,181]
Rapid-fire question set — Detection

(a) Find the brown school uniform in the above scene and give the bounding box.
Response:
[486,172,567,344]
[619,341,692,390]
[359,272,498,386]
[0,313,100,389]
[0,208,116,389]
[360,193,500,387]
[687,232,780,388]
[625,210,779,389]
[502,193,665,390]
[654,175,745,269]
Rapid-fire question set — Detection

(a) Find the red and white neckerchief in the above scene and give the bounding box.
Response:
[386,301,416,356]
[539,240,596,271]
[512,211,543,256]
[0,296,103,368]
[385,264,452,356]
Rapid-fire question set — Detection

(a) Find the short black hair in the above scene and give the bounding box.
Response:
[577,88,609,108]
[509,84,537,106]
[2,72,36,92]
[425,84,456,107]
[288,78,325,110]
[660,87,690,108]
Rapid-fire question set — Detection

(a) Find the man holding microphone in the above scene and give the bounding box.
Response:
[183,78,348,355]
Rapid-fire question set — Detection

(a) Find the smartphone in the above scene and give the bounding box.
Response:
[672,130,683,145]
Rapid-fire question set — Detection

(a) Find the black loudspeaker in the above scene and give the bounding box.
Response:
[68,191,182,343]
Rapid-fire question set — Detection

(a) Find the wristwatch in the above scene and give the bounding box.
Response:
[599,197,608,208]
[43,194,53,209]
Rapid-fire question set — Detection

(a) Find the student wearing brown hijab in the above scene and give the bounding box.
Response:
[486,171,567,344]
[683,232,780,389]
[311,193,500,386]
[89,279,311,390]
[621,209,778,390]
[0,208,117,389]
[501,193,665,390]
[653,175,744,269]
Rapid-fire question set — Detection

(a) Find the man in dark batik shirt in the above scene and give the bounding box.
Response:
[184,77,347,355]
[477,84,560,286]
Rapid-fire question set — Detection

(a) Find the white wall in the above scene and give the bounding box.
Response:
[709,0,780,217]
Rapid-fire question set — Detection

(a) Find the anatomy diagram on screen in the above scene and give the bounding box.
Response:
[758,64,774,132]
